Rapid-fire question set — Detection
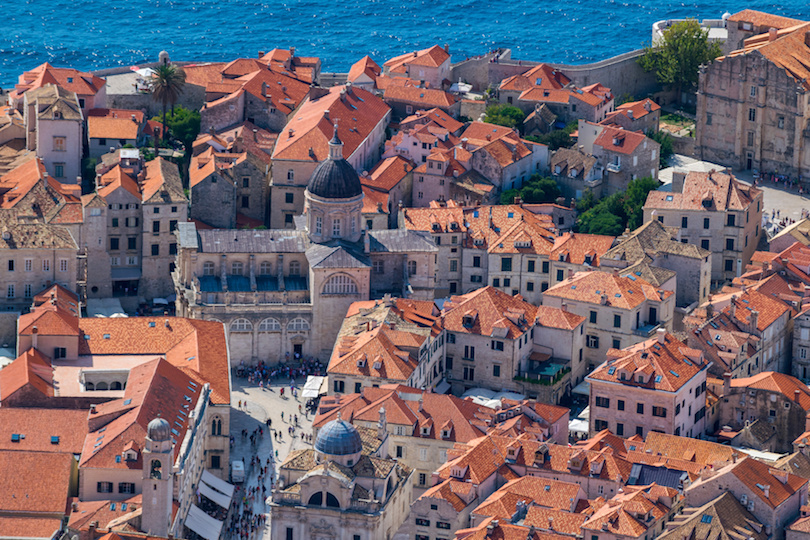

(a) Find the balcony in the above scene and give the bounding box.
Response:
[585,177,602,188]
[633,323,660,337]
[606,162,622,173]
[514,351,570,386]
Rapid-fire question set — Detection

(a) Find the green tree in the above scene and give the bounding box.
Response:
[500,174,561,204]
[484,104,525,130]
[623,176,660,230]
[575,177,660,235]
[149,64,187,141]
[158,107,201,149]
[639,19,722,100]
[647,130,674,168]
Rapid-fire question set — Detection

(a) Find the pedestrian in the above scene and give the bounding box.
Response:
[238,399,242,409]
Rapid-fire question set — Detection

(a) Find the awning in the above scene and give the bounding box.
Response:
[199,480,231,508]
[569,419,589,434]
[185,504,223,540]
[572,380,590,396]
[433,379,451,394]
[201,469,234,498]
[302,376,326,398]
[111,267,141,280]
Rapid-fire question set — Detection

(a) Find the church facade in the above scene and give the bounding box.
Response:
[174,126,437,364]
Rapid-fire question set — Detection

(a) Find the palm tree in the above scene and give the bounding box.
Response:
[149,64,186,142]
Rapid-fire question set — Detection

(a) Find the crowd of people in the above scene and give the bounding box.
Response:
[238,357,325,386]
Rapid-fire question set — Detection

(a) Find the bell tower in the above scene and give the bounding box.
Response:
[142,417,174,537]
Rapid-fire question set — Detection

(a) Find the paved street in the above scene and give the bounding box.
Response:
[226,376,316,539]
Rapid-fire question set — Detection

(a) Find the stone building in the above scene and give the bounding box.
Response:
[601,220,711,308]
[587,330,709,438]
[794,307,810,383]
[709,372,810,453]
[382,45,451,90]
[24,84,84,183]
[601,98,661,133]
[543,270,675,372]
[659,492,768,540]
[9,62,107,114]
[86,108,147,160]
[269,84,391,229]
[696,21,810,177]
[174,127,436,364]
[644,170,763,284]
[269,416,413,540]
[724,10,806,54]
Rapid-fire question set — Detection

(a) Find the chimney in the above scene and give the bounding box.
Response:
[672,169,686,193]
[627,109,634,119]
[657,328,666,344]
[730,296,737,318]
[769,27,778,41]
[486,134,491,141]
[801,443,808,456]
[418,395,424,412]
[750,310,759,332]
[796,389,803,403]
[258,51,265,58]
[567,268,574,279]
[324,109,330,121]
[31,326,38,350]
[644,100,652,112]
[88,522,98,540]
[71,501,78,512]
[763,484,770,499]
[561,302,568,312]
[600,293,608,305]
[723,372,732,396]
[253,128,258,142]
[444,43,449,53]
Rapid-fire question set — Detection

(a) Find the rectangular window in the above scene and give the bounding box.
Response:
[637,403,644,414]
[725,259,734,272]
[748,108,756,122]
[24,284,32,298]
[652,406,667,418]
[241,196,249,208]
[703,217,710,229]
[473,256,481,268]
[778,116,785,129]
[706,113,712,125]
[450,259,458,272]
[286,528,294,540]
[127,237,136,250]
[112,217,119,228]
[169,220,177,231]
[7,260,12,272]
[152,221,160,233]
[586,335,599,349]
[613,314,621,328]
[97,482,113,493]
[501,257,512,271]
[464,345,475,360]
[53,136,66,151]
[595,396,610,408]
[616,423,624,436]
[6,285,14,299]
[594,419,608,431]
[463,366,475,381]
[169,243,177,255]
[151,244,160,256]
[493,364,501,377]
[118,482,136,494]
[747,131,754,147]
[126,256,138,265]
[493,278,500,287]
[612,338,621,349]
[527,260,535,272]
[726,238,734,251]
[542,261,549,273]
[333,380,345,393]
[373,260,384,274]
[491,340,504,351]
[750,86,757,98]
[701,239,710,250]
[285,192,294,204]
[617,400,625,411]
[681,216,688,228]
[589,311,597,324]
[42,259,50,272]
[332,219,341,237]
[526,281,534,291]
[396,446,403,458]
[54,163,65,178]
[556,269,564,282]
[24,259,32,272]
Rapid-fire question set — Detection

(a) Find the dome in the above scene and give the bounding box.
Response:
[315,416,363,456]
[722,11,731,21]
[147,417,171,442]
[306,125,362,199]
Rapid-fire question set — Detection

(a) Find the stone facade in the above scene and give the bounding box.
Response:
[794,310,810,384]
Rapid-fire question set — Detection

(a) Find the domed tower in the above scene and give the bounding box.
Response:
[159,51,170,66]
[314,413,363,467]
[304,124,364,243]
[142,417,174,537]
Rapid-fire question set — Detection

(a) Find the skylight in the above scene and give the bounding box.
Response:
[701,515,712,524]
[123,399,132,406]
[103,334,111,339]
[608,367,616,375]
[665,195,673,201]
[655,375,662,383]
[51,436,59,444]
[669,370,680,378]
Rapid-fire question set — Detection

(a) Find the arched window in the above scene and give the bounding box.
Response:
[289,260,301,276]
[110,381,122,390]
[96,382,108,391]
[203,261,216,276]
[230,319,252,332]
[288,318,310,332]
[407,260,417,276]
[258,318,281,332]
[259,261,272,275]
[322,274,359,295]
[85,382,95,391]
[150,459,162,479]
[231,261,244,275]
[212,417,222,436]
[325,492,340,508]
[287,169,294,182]
[307,492,323,506]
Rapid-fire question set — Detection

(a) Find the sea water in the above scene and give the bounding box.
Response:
[1,0,808,86]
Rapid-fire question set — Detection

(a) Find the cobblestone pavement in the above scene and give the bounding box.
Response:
[226,376,316,539]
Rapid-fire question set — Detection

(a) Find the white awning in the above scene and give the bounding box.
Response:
[433,379,451,394]
[302,376,326,398]
[569,418,589,434]
[201,469,234,498]
[199,480,231,508]
[185,504,223,540]
[572,380,590,396]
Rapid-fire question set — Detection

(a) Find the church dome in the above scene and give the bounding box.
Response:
[147,417,171,442]
[306,125,362,199]
[315,415,363,456]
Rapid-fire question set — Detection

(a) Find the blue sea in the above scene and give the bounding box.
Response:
[2,0,808,87]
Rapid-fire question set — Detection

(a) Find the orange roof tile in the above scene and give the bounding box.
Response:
[731,371,810,409]
[0,449,74,514]
[730,457,808,508]
[499,64,571,93]
[327,326,424,382]
[347,55,381,83]
[86,109,144,140]
[361,155,413,192]
[11,63,104,102]
[0,348,55,403]
[398,107,464,134]
[418,478,472,511]
[442,286,537,339]
[384,45,450,71]
[544,270,673,310]
[551,232,615,266]
[612,98,660,120]
[383,85,457,109]
[639,432,741,466]
[645,170,760,212]
[0,517,64,539]
[593,124,647,155]
[474,476,584,516]
[727,9,805,28]
[0,408,87,454]
[98,164,141,200]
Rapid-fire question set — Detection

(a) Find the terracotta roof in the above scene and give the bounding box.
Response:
[499,64,571,93]
[640,432,741,467]
[727,9,805,28]
[609,98,660,121]
[347,55,381,83]
[398,107,464,134]
[721,289,791,332]
[460,122,519,146]
[32,284,80,314]
[361,155,413,192]
[418,479,472,511]
[0,408,87,454]
[544,270,673,309]
[75,316,230,404]
[442,286,537,339]
[534,305,585,330]
[68,495,142,531]
[474,476,584,517]
[645,170,761,212]
[731,371,810,409]
[550,147,597,179]
[581,486,669,537]
[0,348,55,403]
[0,449,74,514]
[272,85,390,162]
[327,326,424,382]
[455,518,573,540]
[383,85,457,108]
[0,517,64,539]
[730,457,808,508]
[551,232,615,266]
[588,332,706,392]
[258,49,321,84]
[98,164,141,200]
[86,109,144,140]
[11,62,105,102]
[606,220,709,262]
[384,45,450,71]
[141,157,186,204]
[361,186,389,214]
[79,358,204,469]
[592,123,647,155]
